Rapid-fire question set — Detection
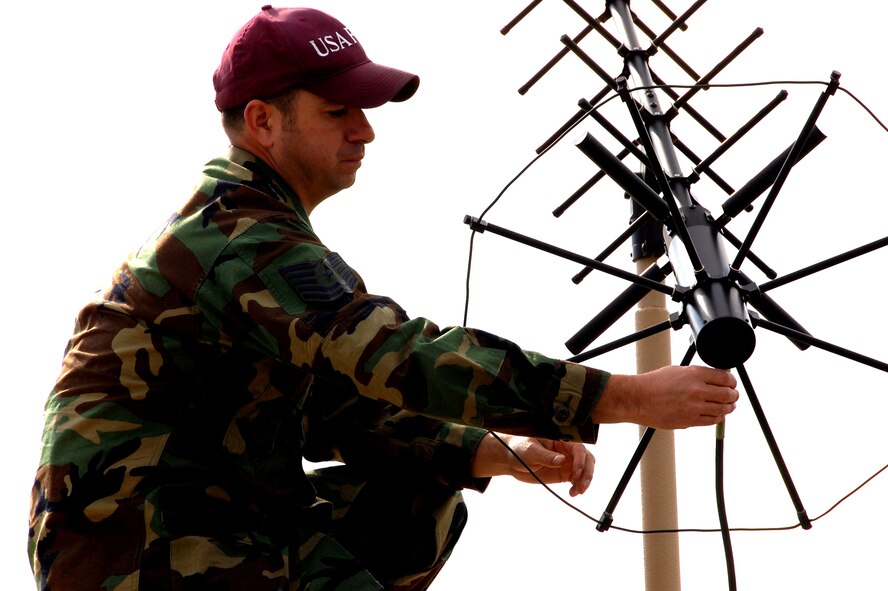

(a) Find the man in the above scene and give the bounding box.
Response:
[29,6,738,590]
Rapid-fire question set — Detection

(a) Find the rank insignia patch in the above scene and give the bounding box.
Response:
[279,252,358,303]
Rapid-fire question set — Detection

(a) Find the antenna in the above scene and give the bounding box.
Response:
[464,1,888,588]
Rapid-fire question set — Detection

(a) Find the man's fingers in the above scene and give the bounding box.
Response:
[697,366,737,388]
[568,446,595,496]
[704,404,737,420]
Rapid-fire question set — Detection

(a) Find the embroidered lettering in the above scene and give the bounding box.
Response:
[335,31,353,48]
[308,39,329,56]
[308,28,360,57]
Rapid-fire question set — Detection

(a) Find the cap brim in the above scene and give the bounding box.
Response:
[305,62,420,109]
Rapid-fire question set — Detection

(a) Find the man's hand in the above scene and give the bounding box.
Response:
[471,432,595,497]
[593,365,740,429]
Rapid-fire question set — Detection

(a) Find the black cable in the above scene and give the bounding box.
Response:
[462,91,622,326]
[715,421,737,591]
[462,150,551,326]
[490,429,888,536]
[837,86,888,132]
[623,79,888,132]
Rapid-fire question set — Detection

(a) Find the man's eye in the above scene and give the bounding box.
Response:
[328,108,348,118]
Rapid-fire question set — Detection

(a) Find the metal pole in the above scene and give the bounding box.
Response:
[635,254,681,591]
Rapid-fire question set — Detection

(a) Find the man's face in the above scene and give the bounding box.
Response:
[272,90,375,210]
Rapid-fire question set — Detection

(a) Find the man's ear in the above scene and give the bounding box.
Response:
[243,99,277,148]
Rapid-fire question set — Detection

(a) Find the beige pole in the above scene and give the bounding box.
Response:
[635,255,681,591]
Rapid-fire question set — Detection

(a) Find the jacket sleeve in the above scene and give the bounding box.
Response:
[341,412,492,492]
[300,378,492,491]
[196,214,610,444]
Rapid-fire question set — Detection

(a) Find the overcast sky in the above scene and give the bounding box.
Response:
[3,1,887,589]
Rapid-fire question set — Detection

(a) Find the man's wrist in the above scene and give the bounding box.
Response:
[470,432,511,478]
[591,374,639,424]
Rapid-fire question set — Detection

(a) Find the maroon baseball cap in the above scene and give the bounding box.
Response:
[213,6,420,110]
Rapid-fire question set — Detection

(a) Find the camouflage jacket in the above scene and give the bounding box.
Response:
[29,147,609,588]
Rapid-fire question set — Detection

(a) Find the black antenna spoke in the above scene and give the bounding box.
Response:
[568,316,679,363]
[752,315,888,373]
[500,0,543,35]
[716,128,827,226]
[731,72,842,271]
[760,234,888,292]
[595,342,697,533]
[650,0,707,47]
[670,133,734,193]
[571,211,652,283]
[566,261,673,354]
[689,90,787,187]
[673,27,764,112]
[463,216,675,296]
[518,23,598,95]
[719,226,777,279]
[736,365,812,529]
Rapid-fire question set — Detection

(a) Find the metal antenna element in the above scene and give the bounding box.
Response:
[469,1,888,587]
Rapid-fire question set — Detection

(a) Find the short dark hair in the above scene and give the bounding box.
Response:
[220,87,301,136]
[220,107,245,134]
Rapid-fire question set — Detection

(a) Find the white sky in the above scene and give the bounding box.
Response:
[3,1,887,589]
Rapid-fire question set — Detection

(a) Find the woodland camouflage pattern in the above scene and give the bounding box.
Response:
[29,147,609,590]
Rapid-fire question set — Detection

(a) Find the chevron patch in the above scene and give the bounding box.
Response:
[279,252,358,303]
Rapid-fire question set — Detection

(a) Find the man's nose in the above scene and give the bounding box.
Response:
[349,110,375,144]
